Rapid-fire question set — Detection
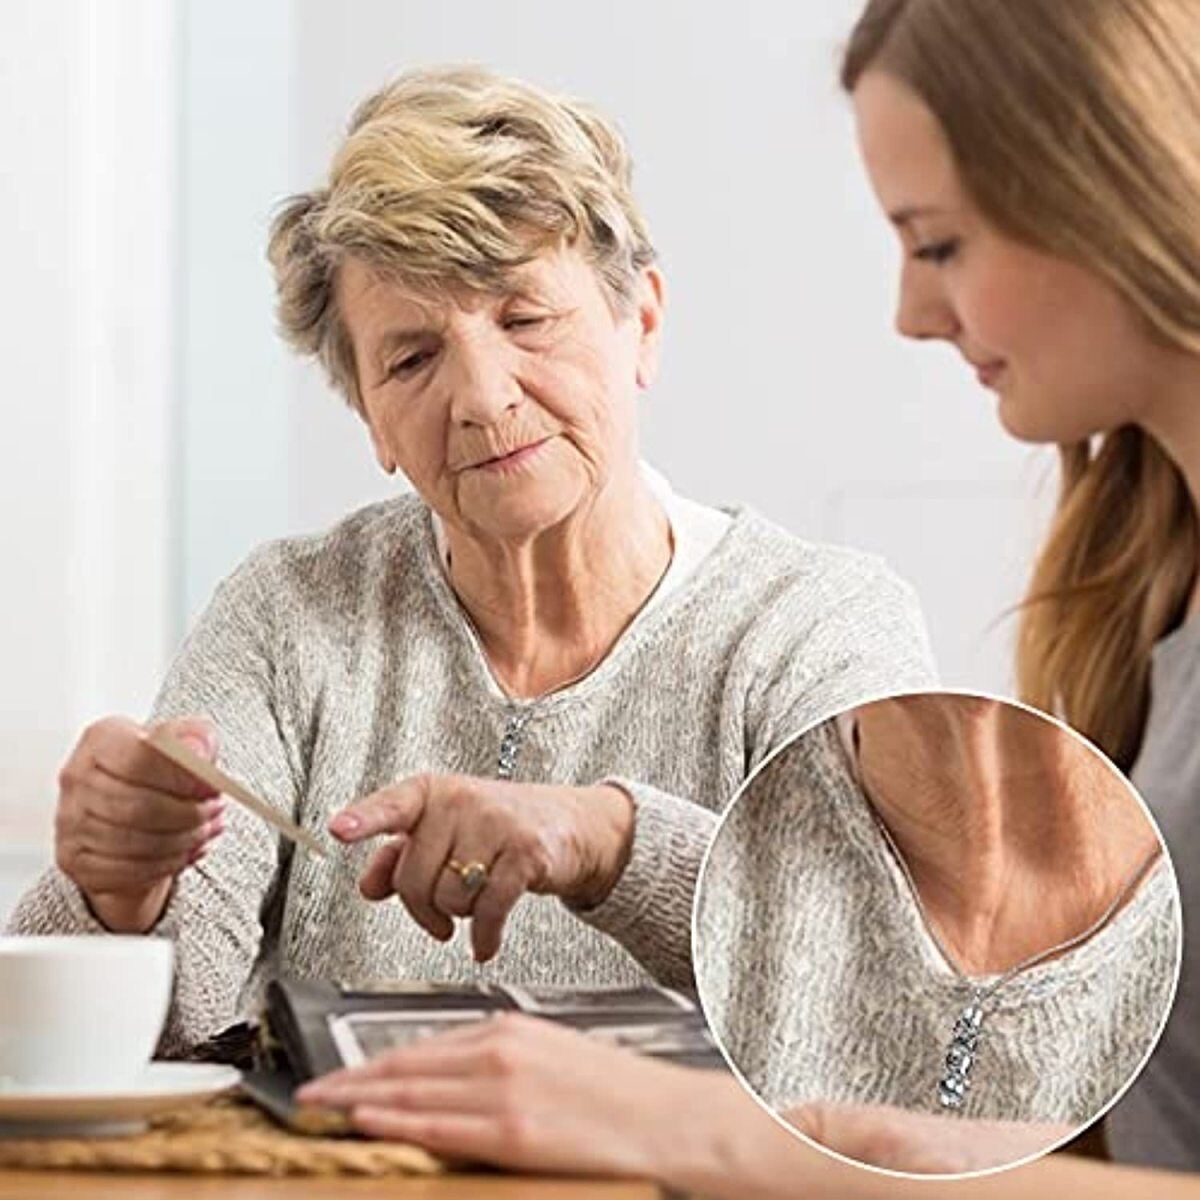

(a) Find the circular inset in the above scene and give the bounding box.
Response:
[694,691,1181,1178]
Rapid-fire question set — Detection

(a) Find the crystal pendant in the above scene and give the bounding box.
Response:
[496,711,531,780]
[938,1000,984,1110]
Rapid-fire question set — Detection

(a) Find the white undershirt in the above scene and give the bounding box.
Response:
[430,462,732,616]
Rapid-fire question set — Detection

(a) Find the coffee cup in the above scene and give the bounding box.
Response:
[0,936,173,1092]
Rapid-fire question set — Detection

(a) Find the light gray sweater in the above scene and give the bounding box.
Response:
[696,719,1181,1124]
[9,495,935,1054]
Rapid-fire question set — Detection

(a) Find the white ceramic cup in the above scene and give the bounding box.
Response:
[0,936,173,1092]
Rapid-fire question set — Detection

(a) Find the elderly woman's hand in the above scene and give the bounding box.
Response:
[296,1013,713,1180]
[54,716,226,933]
[785,1101,1072,1174]
[328,776,633,960]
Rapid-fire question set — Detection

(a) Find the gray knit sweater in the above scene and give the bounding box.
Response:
[9,495,935,1054]
[695,719,1181,1124]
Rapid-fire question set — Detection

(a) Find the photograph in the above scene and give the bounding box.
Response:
[580,1021,715,1058]
[328,1010,490,1068]
[505,985,694,1016]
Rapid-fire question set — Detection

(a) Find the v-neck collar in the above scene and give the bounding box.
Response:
[825,719,1170,1007]
[416,497,746,714]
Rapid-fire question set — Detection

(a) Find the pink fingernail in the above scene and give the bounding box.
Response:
[179,734,215,759]
[330,813,360,836]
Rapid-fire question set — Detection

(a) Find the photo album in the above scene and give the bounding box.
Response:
[237,977,723,1133]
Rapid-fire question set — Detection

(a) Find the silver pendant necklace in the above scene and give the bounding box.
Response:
[836,714,1160,1113]
[435,511,677,788]
[496,708,532,779]
[868,801,1160,1113]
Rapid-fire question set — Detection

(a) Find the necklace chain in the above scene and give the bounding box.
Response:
[869,805,1159,1110]
[837,714,1161,1112]
[868,806,1160,1000]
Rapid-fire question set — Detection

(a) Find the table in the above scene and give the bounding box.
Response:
[0,1171,660,1198]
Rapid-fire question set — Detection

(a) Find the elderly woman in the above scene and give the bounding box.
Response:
[7,66,932,1054]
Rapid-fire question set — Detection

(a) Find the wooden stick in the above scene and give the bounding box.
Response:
[145,729,329,860]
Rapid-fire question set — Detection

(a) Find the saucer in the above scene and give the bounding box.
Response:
[0,1062,241,1137]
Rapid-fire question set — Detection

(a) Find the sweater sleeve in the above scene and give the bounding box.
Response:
[568,557,937,988]
[5,546,305,1055]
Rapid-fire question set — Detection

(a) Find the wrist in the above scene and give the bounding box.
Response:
[85,879,173,934]
[567,784,634,909]
[648,1072,754,1192]
[661,1076,844,1200]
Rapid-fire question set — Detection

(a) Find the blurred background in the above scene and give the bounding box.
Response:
[0,0,1053,917]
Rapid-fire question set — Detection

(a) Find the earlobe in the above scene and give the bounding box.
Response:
[362,409,397,475]
[635,347,660,391]
[634,266,666,391]
[374,438,397,475]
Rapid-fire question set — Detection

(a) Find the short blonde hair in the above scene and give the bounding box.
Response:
[267,66,657,408]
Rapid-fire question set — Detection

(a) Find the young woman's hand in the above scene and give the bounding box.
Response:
[296,1013,708,1179]
[785,1100,1072,1174]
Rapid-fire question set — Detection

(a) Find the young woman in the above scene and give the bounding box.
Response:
[301,0,1200,1192]
[843,0,1200,1172]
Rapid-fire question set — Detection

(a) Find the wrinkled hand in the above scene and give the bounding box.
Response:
[55,715,226,933]
[296,1013,702,1178]
[785,1100,1072,1174]
[329,775,633,961]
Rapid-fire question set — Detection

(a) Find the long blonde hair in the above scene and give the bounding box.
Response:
[842,0,1200,769]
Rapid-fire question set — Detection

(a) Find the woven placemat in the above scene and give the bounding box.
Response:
[0,1096,442,1177]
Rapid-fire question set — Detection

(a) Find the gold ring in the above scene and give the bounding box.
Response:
[446,858,489,893]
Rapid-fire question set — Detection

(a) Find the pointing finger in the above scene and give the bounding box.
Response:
[330,776,430,843]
